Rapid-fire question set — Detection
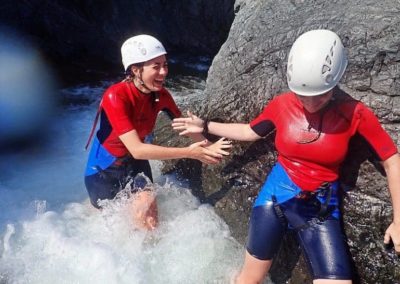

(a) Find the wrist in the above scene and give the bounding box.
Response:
[184,146,193,159]
[202,119,210,136]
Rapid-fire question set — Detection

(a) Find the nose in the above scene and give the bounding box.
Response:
[160,65,168,76]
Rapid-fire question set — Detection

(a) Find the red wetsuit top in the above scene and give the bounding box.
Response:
[250,90,398,191]
[97,81,181,157]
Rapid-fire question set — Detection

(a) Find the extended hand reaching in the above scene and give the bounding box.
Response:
[187,138,232,165]
[205,137,232,156]
[172,111,204,136]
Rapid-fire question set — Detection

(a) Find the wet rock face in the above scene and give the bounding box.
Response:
[162,0,400,283]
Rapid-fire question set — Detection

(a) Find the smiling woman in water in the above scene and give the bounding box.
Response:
[84,34,231,230]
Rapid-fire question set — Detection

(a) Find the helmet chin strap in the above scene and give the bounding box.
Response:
[134,69,152,93]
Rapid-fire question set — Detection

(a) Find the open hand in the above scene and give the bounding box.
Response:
[187,138,231,164]
[172,110,204,136]
[384,222,400,254]
[205,137,232,156]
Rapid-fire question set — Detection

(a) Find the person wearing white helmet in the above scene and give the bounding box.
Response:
[172,29,400,283]
[84,34,232,230]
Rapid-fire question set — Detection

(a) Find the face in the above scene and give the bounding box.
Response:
[132,55,168,93]
[296,90,333,113]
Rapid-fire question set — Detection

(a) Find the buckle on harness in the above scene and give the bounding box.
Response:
[296,191,316,200]
[295,182,330,200]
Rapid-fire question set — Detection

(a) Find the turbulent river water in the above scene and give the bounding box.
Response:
[0,74,247,284]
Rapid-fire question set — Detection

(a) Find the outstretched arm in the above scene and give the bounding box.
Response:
[382,152,400,254]
[172,111,261,142]
[119,129,231,165]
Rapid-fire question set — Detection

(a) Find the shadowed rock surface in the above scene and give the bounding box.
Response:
[0,0,235,85]
[159,0,400,283]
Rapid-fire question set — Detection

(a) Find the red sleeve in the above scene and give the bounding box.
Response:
[356,103,398,161]
[101,86,135,135]
[249,96,281,137]
[158,88,181,119]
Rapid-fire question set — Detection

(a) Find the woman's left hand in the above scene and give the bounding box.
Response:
[384,222,400,254]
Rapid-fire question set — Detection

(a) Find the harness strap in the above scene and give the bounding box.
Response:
[85,105,102,150]
[293,183,335,232]
[272,195,287,226]
[317,182,333,220]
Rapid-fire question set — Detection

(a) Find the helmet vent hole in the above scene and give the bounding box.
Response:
[325,55,332,65]
[325,74,333,84]
[322,64,331,74]
[330,40,336,56]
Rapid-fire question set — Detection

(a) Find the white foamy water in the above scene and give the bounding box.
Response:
[0,79,243,284]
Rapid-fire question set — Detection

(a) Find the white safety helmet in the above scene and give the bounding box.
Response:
[121,35,167,71]
[287,29,348,96]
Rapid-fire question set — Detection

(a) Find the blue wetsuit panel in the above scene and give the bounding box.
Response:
[254,163,301,207]
[84,136,153,208]
[85,136,116,176]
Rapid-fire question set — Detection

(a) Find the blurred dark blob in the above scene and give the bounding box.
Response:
[0,27,58,152]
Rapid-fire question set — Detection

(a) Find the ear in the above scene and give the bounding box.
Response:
[130,65,142,77]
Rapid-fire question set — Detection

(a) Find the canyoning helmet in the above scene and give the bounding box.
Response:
[121,35,167,71]
[286,29,348,96]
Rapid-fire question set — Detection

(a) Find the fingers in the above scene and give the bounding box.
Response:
[171,123,186,131]
[190,138,233,164]
[217,137,233,149]
[207,138,233,154]
[216,149,231,156]
[203,148,223,159]
[384,232,394,251]
[179,130,189,136]
[201,156,220,165]
[171,122,189,135]
[171,121,185,128]
[384,224,400,254]
[172,118,190,124]
[384,231,391,244]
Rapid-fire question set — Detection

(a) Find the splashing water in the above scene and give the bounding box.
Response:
[0,182,242,283]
